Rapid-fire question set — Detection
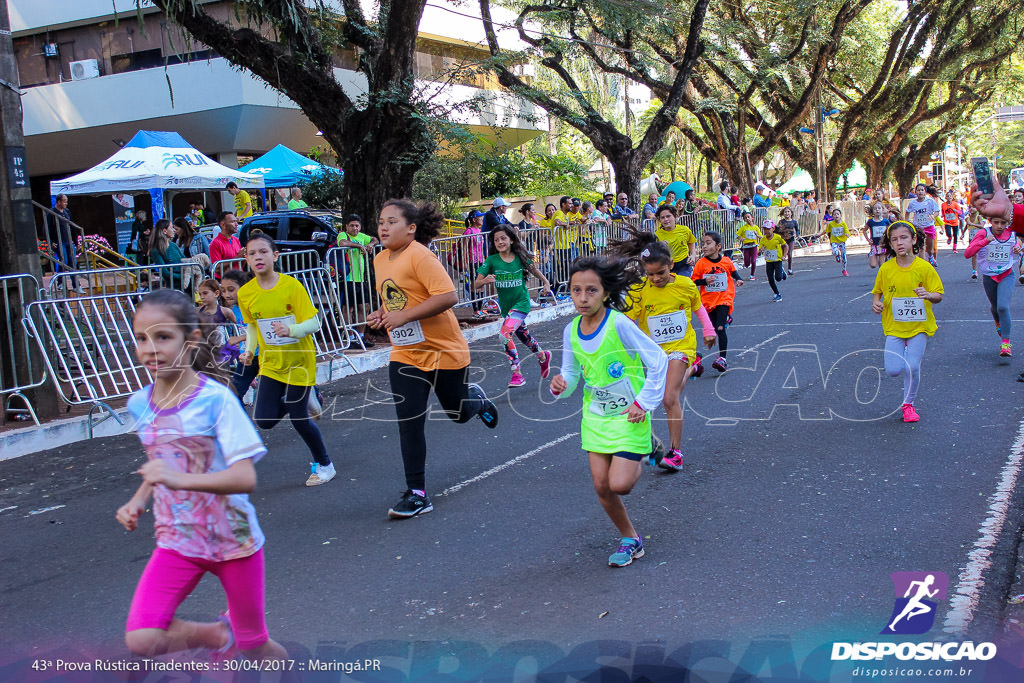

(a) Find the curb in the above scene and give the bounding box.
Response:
[0,302,577,462]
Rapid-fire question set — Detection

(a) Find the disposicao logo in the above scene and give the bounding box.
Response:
[882,571,948,635]
[830,571,997,663]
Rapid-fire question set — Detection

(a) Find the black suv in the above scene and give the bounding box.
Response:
[238,209,344,256]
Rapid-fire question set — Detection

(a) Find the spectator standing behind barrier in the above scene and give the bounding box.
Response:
[753,186,772,208]
[591,199,612,249]
[287,187,308,210]
[149,219,185,289]
[226,182,254,220]
[175,217,211,258]
[209,211,242,269]
[462,212,487,318]
[46,193,80,290]
[483,197,512,242]
[642,193,658,222]
[610,192,636,220]
[130,210,149,262]
[516,203,540,232]
[335,213,379,348]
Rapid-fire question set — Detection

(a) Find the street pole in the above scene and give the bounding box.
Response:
[0,1,57,419]
[811,10,827,204]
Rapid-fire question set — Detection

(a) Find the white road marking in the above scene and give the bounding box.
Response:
[438,431,579,496]
[942,418,1024,635]
[736,331,788,357]
[847,291,873,303]
[26,505,65,516]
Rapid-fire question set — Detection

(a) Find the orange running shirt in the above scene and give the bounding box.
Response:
[691,256,739,313]
[373,240,471,371]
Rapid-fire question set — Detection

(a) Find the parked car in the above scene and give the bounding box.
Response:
[238,209,344,256]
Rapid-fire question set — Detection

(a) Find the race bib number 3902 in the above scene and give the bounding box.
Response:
[891,297,926,322]
[389,320,426,346]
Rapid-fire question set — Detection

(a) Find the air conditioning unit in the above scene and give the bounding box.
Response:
[69,59,100,81]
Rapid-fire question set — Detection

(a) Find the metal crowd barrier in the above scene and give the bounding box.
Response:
[22,292,144,436]
[286,265,357,379]
[210,248,323,279]
[324,245,384,346]
[48,261,208,298]
[1,274,47,425]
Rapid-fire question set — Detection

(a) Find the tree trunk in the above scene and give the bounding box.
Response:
[607,153,644,212]
[326,103,433,234]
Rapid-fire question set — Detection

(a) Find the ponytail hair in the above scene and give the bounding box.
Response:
[609,223,673,269]
[134,289,230,384]
[383,199,444,245]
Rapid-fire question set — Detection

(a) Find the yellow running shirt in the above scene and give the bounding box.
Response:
[626,275,703,359]
[237,273,318,386]
[736,222,762,246]
[552,211,577,249]
[655,224,696,263]
[871,257,943,338]
[759,234,786,262]
[828,220,849,243]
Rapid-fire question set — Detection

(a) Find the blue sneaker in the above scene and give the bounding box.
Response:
[608,537,644,567]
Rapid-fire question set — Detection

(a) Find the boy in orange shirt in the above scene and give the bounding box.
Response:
[691,231,745,372]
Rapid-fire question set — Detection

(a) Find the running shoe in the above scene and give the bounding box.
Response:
[748,275,755,281]
[388,490,433,519]
[691,353,704,378]
[537,350,552,379]
[648,434,666,468]
[508,369,526,387]
[952,247,958,254]
[306,462,336,486]
[781,271,787,281]
[946,238,951,245]
[712,356,728,372]
[658,449,684,472]
[901,404,920,423]
[787,269,794,276]
[473,310,488,319]
[726,314,733,327]
[773,294,782,302]
[842,269,849,277]
[971,270,978,280]
[1001,341,1012,357]
[308,386,324,420]
[608,537,644,567]
[468,383,499,428]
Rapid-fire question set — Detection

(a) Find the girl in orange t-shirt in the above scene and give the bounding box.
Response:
[691,231,745,372]
[941,189,963,254]
[368,199,498,520]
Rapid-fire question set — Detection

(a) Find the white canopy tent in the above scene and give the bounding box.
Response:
[49,130,264,220]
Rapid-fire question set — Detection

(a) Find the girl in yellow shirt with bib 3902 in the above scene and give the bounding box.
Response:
[871,220,944,423]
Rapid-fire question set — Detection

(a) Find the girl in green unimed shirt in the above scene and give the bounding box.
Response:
[475,225,553,388]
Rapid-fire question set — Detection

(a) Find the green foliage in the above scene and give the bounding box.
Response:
[299,170,345,210]
[412,158,469,218]
[480,151,595,198]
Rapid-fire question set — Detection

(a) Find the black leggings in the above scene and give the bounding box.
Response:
[708,305,730,357]
[389,362,483,490]
[253,376,330,466]
[765,261,783,295]
[231,357,260,399]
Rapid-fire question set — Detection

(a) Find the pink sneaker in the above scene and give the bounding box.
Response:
[658,449,684,472]
[508,369,525,387]
[537,350,552,379]
[841,269,849,276]
[901,404,920,423]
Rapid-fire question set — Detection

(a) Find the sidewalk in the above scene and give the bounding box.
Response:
[0,302,577,462]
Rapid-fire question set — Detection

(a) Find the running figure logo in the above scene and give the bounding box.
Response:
[881,571,949,635]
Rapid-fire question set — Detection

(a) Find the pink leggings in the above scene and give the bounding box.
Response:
[126,547,268,650]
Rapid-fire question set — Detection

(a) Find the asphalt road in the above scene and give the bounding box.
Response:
[3,244,1024,682]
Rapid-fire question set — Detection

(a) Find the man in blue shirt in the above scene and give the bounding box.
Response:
[752,187,772,208]
[610,192,636,220]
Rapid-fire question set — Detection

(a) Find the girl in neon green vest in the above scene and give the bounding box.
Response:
[550,256,669,568]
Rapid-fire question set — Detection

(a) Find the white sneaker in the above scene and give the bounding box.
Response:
[306,462,336,486]
[308,387,323,420]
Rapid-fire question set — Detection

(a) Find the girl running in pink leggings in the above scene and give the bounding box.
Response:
[118,289,286,662]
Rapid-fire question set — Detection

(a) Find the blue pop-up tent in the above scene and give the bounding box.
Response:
[239,145,342,208]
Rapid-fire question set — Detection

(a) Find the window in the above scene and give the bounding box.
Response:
[110,48,162,74]
[288,217,322,241]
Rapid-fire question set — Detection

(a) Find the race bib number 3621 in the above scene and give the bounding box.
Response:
[705,273,728,292]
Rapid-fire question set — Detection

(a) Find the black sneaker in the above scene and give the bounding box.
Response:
[388,490,433,519]
[468,383,499,429]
